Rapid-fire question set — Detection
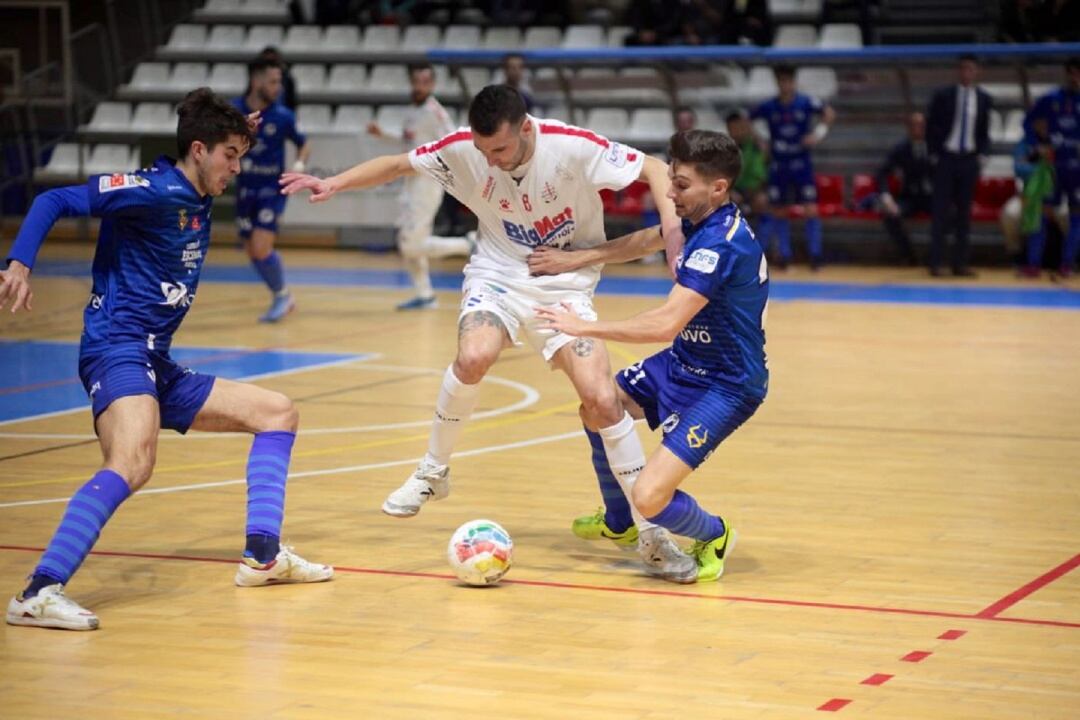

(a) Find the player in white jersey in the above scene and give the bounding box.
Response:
[281,86,693,579]
[367,63,474,310]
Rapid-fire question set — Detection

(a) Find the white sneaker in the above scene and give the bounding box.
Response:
[234,545,334,587]
[6,584,99,630]
[638,527,698,584]
[381,461,449,517]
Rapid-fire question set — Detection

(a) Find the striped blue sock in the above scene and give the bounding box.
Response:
[244,431,294,562]
[28,469,131,594]
[805,217,824,260]
[646,490,725,542]
[586,427,633,533]
[252,251,287,294]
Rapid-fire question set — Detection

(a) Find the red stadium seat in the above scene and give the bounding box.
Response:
[816,174,845,217]
[852,174,877,205]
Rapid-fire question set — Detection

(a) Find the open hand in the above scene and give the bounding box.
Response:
[0,260,33,313]
[279,173,337,203]
[528,246,581,276]
[534,302,590,337]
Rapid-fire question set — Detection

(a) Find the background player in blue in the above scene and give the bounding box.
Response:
[233,56,311,322]
[0,88,332,631]
[1023,57,1080,279]
[751,64,835,270]
[536,130,768,583]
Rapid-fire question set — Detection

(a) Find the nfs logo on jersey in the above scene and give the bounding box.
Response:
[503,207,575,247]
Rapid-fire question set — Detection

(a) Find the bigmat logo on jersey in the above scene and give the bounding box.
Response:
[502,206,575,247]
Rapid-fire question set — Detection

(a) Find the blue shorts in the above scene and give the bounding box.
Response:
[615,350,763,470]
[78,349,216,434]
[768,158,817,206]
[1046,159,1080,210]
[236,186,287,238]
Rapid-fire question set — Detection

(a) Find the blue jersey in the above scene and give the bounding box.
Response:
[1025,87,1080,164]
[82,156,213,356]
[751,93,824,163]
[672,202,769,397]
[232,97,305,189]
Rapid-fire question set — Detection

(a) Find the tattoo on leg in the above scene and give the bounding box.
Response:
[572,337,594,357]
[458,310,505,340]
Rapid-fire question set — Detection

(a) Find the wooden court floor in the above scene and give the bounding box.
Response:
[1,245,1078,719]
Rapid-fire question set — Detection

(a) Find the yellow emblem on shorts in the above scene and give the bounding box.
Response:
[686,424,708,448]
[178,208,188,230]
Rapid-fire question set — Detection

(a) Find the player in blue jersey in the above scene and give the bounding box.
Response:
[233,56,311,322]
[1022,58,1080,279]
[0,88,332,631]
[751,64,835,270]
[534,129,768,583]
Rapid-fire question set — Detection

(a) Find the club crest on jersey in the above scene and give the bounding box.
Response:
[502,206,575,247]
[178,208,188,230]
[685,249,719,274]
[541,182,558,203]
[686,424,709,449]
[99,173,149,193]
[264,122,276,136]
[191,215,202,231]
[499,198,512,212]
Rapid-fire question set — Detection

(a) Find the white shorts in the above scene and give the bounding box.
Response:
[460,273,598,363]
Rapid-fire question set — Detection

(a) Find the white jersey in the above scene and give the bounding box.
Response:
[408,115,646,292]
[399,96,456,229]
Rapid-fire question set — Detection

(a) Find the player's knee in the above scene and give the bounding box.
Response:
[632,482,670,519]
[264,392,299,432]
[110,443,157,490]
[453,350,496,384]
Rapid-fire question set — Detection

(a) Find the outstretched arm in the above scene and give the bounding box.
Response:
[279,153,416,203]
[1,185,91,313]
[639,154,685,276]
[528,224,664,276]
[536,283,708,344]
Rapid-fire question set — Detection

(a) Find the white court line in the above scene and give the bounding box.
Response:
[0,353,382,429]
[0,362,539,439]
[0,429,584,509]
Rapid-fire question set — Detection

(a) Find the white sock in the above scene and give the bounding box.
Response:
[598,412,656,531]
[420,235,473,258]
[403,255,434,298]
[425,366,481,466]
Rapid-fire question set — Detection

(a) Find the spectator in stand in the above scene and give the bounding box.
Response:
[926,54,992,278]
[875,112,932,266]
[725,109,769,225]
[498,54,535,113]
[624,0,685,45]
[257,47,298,111]
[715,0,774,46]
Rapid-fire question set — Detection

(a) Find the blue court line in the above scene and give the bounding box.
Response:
[0,340,367,424]
[28,260,1080,309]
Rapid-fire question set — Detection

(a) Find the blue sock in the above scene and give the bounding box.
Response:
[805,217,824,260]
[1026,219,1046,268]
[244,431,294,562]
[775,217,792,261]
[26,469,131,596]
[755,214,773,254]
[252,251,287,295]
[586,427,633,533]
[646,490,725,542]
[1064,215,1080,269]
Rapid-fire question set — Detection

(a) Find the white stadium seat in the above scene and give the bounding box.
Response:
[244,25,284,52]
[333,104,374,133]
[626,108,675,144]
[209,63,246,96]
[523,27,562,48]
[796,67,837,100]
[402,25,442,52]
[86,144,137,175]
[362,25,400,51]
[291,64,327,94]
[368,64,409,92]
[775,24,818,47]
[443,25,481,50]
[297,104,332,133]
[607,25,632,47]
[128,62,170,90]
[585,108,629,139]
[745,66,779,102]
[373,104,410,137]
[482,27,522,50]
[169,63,210,91]
[131,103,177,133]
[207,25,246,51]
[562,25,604,48]
[818,23,862,48]
[166,25,206,51]
[282,26,323,53]
[326,64,368,93]
[86,102,132,131]
[324,25,361,50]
[40,143,86,176]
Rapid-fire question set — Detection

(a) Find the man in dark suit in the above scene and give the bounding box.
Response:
[926,54,993,277]
[877,112,933,265]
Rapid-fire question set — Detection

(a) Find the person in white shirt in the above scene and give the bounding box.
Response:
[281,85,695,580]
[368,63,474,310]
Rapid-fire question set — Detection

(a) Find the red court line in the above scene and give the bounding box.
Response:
[938,629,966,640]
[3,544,1079,628]
[861,673,893,686]
[817,698,852,712]
[976,552,1080,618]
[901,650,932,663]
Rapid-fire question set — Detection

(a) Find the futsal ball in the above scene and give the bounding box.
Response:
[447,519,513,586]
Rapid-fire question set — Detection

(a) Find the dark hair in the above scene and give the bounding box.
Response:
[503,53,525,64]
[675,105,696,117]
[773,64,796,79]
[958,53,978,65]
[467,84,527,136]
[724,108,748,124]
[667,129,742,184]
[247,56,281,80]
[176,87,254,159]
[408,62,434,78]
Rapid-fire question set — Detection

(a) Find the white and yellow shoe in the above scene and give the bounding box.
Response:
[638,527,698,584]
[6,584,99,630]
[234,546,334,587]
